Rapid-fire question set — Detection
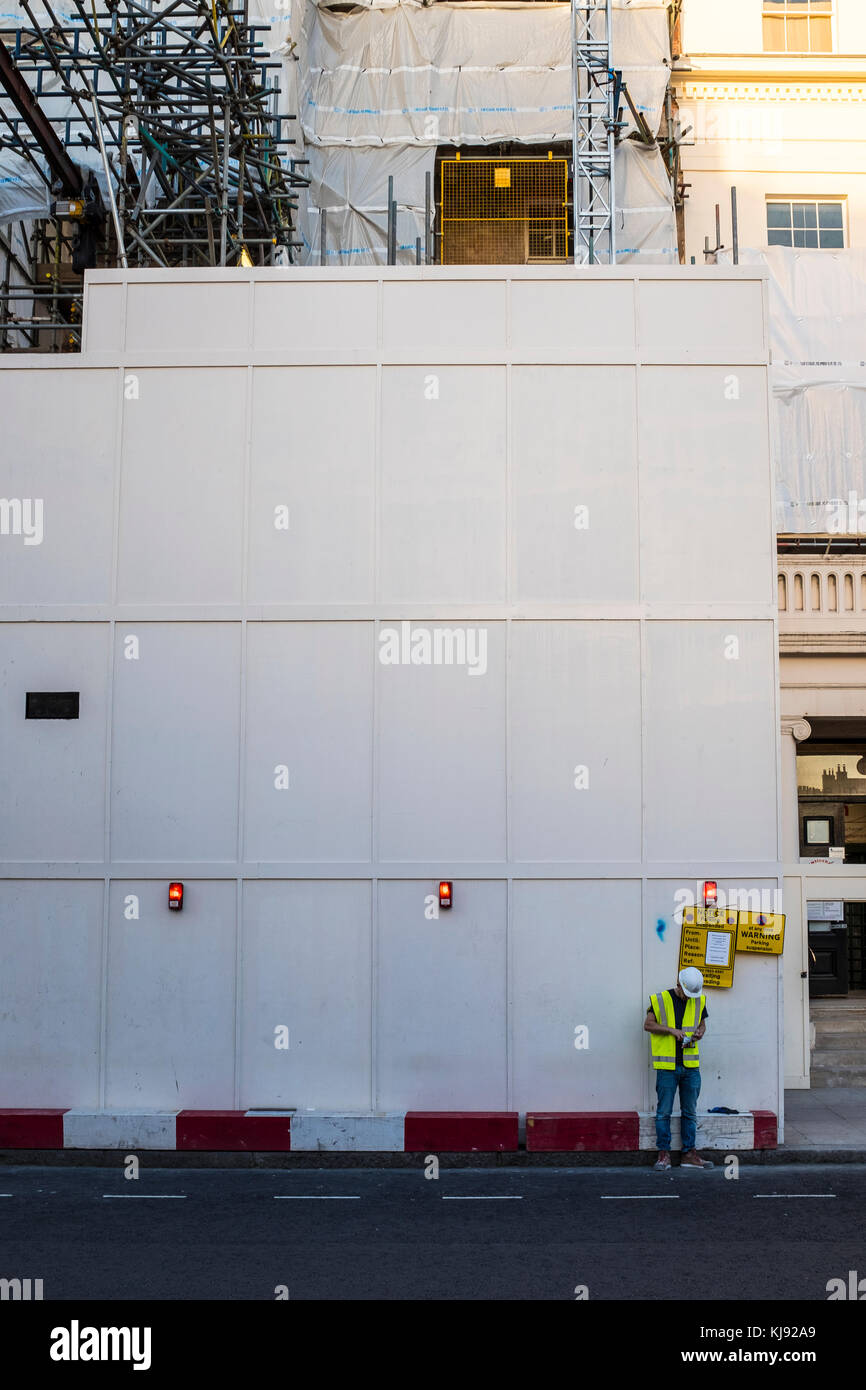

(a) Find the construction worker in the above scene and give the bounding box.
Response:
[644,967,713,1171]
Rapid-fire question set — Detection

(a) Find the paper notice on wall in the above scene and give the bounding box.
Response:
[705,931,732,968]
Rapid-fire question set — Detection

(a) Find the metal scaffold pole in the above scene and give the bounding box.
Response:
[571,0,616,265]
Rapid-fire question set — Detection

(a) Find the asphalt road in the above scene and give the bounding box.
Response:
[1,1162,863,1301]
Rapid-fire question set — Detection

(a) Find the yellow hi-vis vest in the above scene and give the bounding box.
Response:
[649,991,706,1070]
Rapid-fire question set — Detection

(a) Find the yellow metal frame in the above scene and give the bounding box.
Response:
[439,155,569,266]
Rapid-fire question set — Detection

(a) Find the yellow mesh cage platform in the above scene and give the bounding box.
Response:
[440,156,569,266]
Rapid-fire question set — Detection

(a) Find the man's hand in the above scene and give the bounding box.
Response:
[670,1028,687,1041]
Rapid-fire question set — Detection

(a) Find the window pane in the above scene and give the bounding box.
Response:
[767,202,792,229]
[768,228,793,246]
[787,16,809,48]
[793,202,818,229]
[794,227,819,248]
[818,203,843,229]
[763,16,786,48]
[810,1,833,12]
[820,229,844,249]
[810,16,832,51]
[763,1,787,7]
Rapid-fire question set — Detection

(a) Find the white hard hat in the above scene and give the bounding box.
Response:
[678,967,703,998]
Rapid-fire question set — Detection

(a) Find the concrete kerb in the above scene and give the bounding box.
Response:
[1,1147,863,1169]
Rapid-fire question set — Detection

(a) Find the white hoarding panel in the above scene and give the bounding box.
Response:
[240,880,372,1110]
[125,282,249,353]
[254,280,378,352]
[0,623,108,861]
[379,366,507,603]
[382,280,507,353]
[510,280,636,356]
[110,623,241,861]
[377,879,507,1109]
[244,622,373,861]
[510,622,642,862]
[639,367,773,604]
[512,367,638,603]
[512,880,643,1110]
[117,367,245,604]
[105,880,236,1109]
[248,368,376,604]
[0,370,115,604]
[645,622,778,863]
[0,880,103,1106]
[638,279,765,358]
[377,620,506,861]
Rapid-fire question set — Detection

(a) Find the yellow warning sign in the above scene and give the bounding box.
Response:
[736,911,786,956]
[679,908,736,989]
[685,906,739,929]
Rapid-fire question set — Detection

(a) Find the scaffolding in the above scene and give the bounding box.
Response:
[0,0,308,351]
[571,0,616,265]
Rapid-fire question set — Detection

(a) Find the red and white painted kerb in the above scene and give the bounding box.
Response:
[0,1109,777,1152]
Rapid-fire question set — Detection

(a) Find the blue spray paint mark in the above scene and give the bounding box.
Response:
[656,919,667,941]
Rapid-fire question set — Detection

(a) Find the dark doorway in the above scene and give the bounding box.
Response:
[847,903,866,990]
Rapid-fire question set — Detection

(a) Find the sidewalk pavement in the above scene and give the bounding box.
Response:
[782,1086,866,1150]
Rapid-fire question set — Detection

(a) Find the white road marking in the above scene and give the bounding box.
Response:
[601,1195,680,1200]
[103,1194,187,1199]
[442,1196,523,1200]
[753,1193,836,1199]
[274,1195,361,1200]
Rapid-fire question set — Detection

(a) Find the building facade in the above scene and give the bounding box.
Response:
[675,0,866,1086]
[674,0,866,262]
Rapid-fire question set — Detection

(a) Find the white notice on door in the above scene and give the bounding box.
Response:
[705,931,732,967]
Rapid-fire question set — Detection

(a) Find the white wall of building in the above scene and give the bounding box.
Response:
[677,0,866,264]
[682,0,866,56]
[0,267,782,1116]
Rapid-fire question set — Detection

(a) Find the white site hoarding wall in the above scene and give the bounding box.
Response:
[0,267,782,1119]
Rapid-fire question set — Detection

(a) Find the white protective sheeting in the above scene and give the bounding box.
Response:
[729,248,866,535]
[0,152,51,223]
[615,138,678,264]
[301,0,671,145]
[305,142,435,265]
[288,0,675,265]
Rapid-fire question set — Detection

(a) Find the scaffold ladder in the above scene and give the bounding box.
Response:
[571,0,617,264]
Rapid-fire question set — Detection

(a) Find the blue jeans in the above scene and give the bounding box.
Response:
[655,1066,701,1152]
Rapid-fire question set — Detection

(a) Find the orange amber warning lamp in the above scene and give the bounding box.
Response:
[703,880,718,908]
[168,882,184,911]
[439,881,453,910]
